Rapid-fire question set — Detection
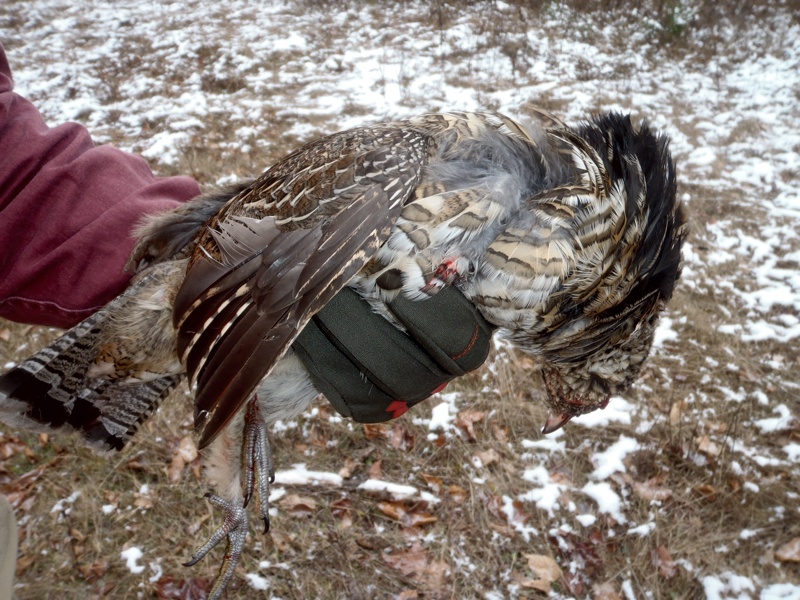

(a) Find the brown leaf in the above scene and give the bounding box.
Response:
[525,553,562,583]
[134,492,154,510]
[518,554,562,592]
[331,498,353,530]
[455,410,485,441]
[390,423,415,450]
[269,531,294,553]
[695,435,721,457]
[592,581,622,600]
[0,328,10,341]
[378,500,408,521]
[395,591,419,600]
[420,473,443,494]
[338,458,359,479]
[278,494,317,517]
[654,545,678,579]
[15,554,35,576]
[368,459,383,480]
[633,477,673,502]
[167,436,199,483]
[407,512,438,527]
[691,484,717,501]
[153,576,212,600]
[489,522,515,538]
[669,401,683,426]
[447,485,468,504]
[383,542,428,576]
[383,542,448,589]
[364,423,389,439]
[775,537,800,563]
[474,448,500,467]
[77,559,108,582]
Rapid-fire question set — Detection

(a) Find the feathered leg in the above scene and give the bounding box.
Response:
[186,396,273,600]
[243,398,274,533]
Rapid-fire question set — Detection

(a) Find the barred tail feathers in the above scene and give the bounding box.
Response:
[0,275,183,452]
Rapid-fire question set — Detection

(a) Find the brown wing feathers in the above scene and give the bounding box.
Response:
[175,125,431,447]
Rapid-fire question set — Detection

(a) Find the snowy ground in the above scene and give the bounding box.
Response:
[1,1,799,599]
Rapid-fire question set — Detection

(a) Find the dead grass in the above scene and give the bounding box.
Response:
[1,0,799,598]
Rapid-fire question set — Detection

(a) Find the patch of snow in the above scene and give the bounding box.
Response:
[273,464,343,487]
[590,435,639,480]
[120,547,145,574]
[582,481,627,524]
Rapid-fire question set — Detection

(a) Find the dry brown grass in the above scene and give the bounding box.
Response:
[1,0,799,598]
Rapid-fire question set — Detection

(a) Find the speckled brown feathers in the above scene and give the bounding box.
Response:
[173,123,432,447]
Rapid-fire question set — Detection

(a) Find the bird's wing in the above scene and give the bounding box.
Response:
[173,123,432,448]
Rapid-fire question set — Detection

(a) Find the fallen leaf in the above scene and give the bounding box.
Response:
[420,473,443,494]
[633,477,673,502]
[378,500,408,521]
[396,590,419,600]
[369,459,383,480]
[669,401,683,426]
[0,328,10,341]
[653,545,678,579]
[331,498,353,529]
[447,485,468,504]
[383,542,448,589]
[77,559,108,582]
[524,553,562,585]
[278,494,317,517]
[518,577,552,592]
[363,423,389,439]
[455,410,485,441]
[489,522,515,538]
[153,575,212,600]
[339,458,359,479]
[775,537,800,563]
[521,554,561,592]
[390,423,415,450]
[474,448,500,467]
[691,484,717,501]
[696,435,721,457]
[15,554,35,576]
[378,500,437,528]
[383,542,428,576]
[592,581,622,600]
[407,511,438,527]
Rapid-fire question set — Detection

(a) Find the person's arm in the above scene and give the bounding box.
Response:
[0,44,201,329]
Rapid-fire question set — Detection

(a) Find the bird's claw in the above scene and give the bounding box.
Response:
[243,398,274,533]
[183,494,249,600]
[186,397,274,598]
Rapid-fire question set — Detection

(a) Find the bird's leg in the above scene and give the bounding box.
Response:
[183,493,248,600]
[422,256,472,294]
[184,396,274,600]
[243,396,274,533]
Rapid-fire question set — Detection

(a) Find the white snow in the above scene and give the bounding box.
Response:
[273,464,343,487]
[120,547,145,574]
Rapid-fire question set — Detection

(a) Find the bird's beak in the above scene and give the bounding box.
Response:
[542,412,571,434]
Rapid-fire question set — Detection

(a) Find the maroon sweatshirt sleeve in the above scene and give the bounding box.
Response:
[0,45,201,329]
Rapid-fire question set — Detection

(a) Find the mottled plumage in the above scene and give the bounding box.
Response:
[0,110,685,598]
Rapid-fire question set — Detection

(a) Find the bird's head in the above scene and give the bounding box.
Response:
[539,307,661,433]
[530,112,686,433]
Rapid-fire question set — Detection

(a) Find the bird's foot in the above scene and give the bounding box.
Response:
[243,396,274,533]
[185,397,275,599]
[183,493,248,600]
[421,256,471,294]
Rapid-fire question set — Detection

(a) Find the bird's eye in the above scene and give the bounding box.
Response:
[468,261,477,275]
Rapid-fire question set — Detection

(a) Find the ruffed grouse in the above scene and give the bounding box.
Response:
[0,110,684,598]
